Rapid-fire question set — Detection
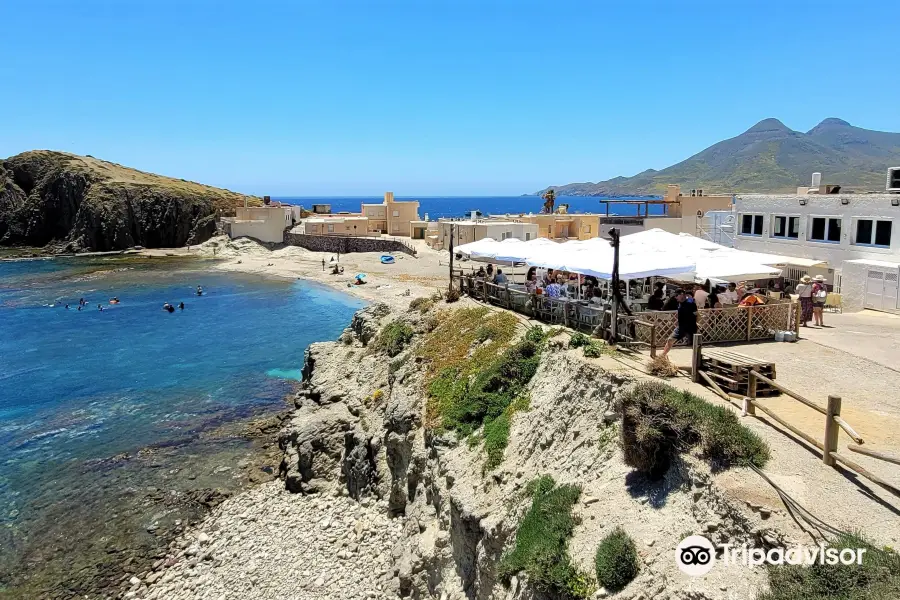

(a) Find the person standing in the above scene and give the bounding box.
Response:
[796,275,814,327]
[812,275,827,327]
[486,263,494,279]
[720,282,739,305]
[662,290,697,356]
[693,280,710,309]
[322,257,326,271]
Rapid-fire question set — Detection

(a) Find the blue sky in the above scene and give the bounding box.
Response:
[1,1,897,196]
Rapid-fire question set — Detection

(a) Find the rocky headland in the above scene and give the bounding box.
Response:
[0,151,258,253]
[137,298,814,600]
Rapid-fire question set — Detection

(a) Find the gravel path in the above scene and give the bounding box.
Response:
[139,482,406,600]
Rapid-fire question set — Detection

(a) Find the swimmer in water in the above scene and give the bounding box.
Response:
[65,304,70,309]
[109,297,119,304]
[196,285,203,296]
[179,302,185,310]
[97,304,103,311]
[77,305,82,311]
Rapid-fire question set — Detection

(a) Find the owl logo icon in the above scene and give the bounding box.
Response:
[676,535,716,576]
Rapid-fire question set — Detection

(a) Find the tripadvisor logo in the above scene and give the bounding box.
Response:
[676,535,867,576]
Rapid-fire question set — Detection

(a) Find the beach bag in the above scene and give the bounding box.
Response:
[814,285,827,301]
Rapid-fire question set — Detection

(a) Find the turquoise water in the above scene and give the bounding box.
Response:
[0,256,365,595]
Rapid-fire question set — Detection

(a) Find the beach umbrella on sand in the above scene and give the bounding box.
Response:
[355,273,367,279]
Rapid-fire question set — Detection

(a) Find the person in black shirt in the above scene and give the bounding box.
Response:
[662,292,680,311]
[662,289,697,357]
[647,287,665,311]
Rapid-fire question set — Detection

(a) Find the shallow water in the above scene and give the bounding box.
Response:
[0,256,365,597]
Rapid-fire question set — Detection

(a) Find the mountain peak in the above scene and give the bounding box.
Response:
[807,117,852,134]
[744,118,793,135]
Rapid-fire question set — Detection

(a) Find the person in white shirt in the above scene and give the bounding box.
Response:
[720,282,739,305]
[693,281,710,309]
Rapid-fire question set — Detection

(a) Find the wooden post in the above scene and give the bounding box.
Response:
[746,305,754,341]
[794,301,801,337]
[448,225,455,294]
[691,333,702,383]
[823,395,841,466]
[649,323,657,358]
[745,372,757,416]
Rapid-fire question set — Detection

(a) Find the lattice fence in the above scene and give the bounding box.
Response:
[635,302,798,344]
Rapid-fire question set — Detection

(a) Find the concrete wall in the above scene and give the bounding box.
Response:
[303,219,370,236]
[518,214,601,240]
[734,194,900,267]
[840,259,869,312]
[284,232,417,256]
[229,220,285,243]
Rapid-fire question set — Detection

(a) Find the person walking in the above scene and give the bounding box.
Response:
[796,275,814,327]
[322,257,326,271]
[662,289,697,357]
[812,275,827,327]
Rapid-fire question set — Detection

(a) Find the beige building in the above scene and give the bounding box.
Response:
[595,185,734,237]
[302,216,370,237]
[434,220,539,250]
[362,192,421,236]
[222,205,293,243]
[503,212,601,241]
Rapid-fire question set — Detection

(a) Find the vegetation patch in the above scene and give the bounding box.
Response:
[582,340,608,358]
[620,381,770,478]
[569,332,591,348]
[500,476,593,598]
[757,534,900,600]
[420,309,544,467]
[594,527,639,592]
[647,356,680,377]
[409,296,434,314]
[373,321,415,357]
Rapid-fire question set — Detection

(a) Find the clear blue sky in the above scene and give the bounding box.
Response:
[2,1,897,196]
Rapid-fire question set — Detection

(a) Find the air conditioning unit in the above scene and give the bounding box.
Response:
[887,167,900,193]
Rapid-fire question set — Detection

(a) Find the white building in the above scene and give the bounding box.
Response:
[222,205,293,244]
[734,193,900,313]
[434,220,539,250]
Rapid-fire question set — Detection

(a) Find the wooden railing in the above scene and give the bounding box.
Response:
[454,273,798,349]
[691,335,900,498]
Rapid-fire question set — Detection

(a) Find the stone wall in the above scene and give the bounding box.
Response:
[284,233,417,256]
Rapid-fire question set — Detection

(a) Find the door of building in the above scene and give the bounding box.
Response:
[865,269,900,312]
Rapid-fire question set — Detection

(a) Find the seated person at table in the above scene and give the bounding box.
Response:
[662,291,680,311]
[647,287,665,311]
[475,266,486,279]
[493,269,508,284]
[525,271,538,294]
[590,288,604,305]
[545,277,563,298]
[720,282,738,305]
[542,269,555,287]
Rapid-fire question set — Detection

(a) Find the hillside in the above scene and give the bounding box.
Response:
[0,150,259,252]
[539,118,900,196]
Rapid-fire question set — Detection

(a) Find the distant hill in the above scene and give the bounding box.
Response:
[538,118,900,196]
[0,150,259,252]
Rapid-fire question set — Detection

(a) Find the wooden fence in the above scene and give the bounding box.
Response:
[692,336,900,498]
[454,274,800,350]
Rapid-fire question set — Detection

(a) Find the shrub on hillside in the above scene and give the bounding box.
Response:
[595,527,639,592]
[583,340,606,358]
[569,332,591,348]
[758,533,900,600]
[499,476,593,598]
[619,381,769,478]
[445,288,460,303]
[374,321,414,357]
[409,296,434,314]
[647,356,680,377]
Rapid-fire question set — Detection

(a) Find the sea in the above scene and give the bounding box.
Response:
[0,255,365,597]
[272,195,665,219]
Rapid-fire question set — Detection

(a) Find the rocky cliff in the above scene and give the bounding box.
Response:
[0,150,258,252]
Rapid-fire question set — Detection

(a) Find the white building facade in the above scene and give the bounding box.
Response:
[734,194,900,313]
[435,221,539,250]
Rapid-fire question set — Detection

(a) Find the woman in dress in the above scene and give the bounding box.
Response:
[796,275,814,327]
[811,275,827,327]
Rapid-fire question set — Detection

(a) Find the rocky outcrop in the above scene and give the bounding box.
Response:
[0,150,257,252]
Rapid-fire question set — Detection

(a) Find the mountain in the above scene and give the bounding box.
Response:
[0,150,259,252]
[538,118,900,196]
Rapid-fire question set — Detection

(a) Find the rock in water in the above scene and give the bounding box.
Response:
[0,150,258,252]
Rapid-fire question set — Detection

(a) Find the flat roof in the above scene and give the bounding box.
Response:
[845,258,900,269]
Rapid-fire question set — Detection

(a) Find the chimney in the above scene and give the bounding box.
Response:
[811,172,822,188]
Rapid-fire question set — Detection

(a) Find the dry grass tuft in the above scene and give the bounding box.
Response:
[647,356,680,378]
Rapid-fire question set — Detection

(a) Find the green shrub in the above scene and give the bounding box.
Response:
[483,394,529,470]
[409,296,434,313]
[757,534,900,600]
[525,325,548,344]
[446,288,461,303]
[595,527,639,592]
[569,332,591,348]
[620,381,770,478]
[374,321,414,357]
[500,476,593,598]
[583,340,606,358]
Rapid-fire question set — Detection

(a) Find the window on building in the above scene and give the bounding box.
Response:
[740,214,764,236]
[772,216,800,239]
[525,232,532,241]
[392,210,399,217]
[810,217,841,243]
[327,224,334,233]
[854,219,892,247]
[584,224,591,234]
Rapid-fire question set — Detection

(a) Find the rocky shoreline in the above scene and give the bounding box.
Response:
[139,299,794,600]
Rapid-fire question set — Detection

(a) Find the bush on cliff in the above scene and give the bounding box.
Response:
[620,381,770,478]
[758,533,900,600]
[594,527,639,592]
[500,475,593,599]
[374,321,414,357]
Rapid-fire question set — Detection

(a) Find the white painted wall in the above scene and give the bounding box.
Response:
[734,194,900,266]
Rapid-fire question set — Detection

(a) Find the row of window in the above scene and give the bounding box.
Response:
[740,214,893,248]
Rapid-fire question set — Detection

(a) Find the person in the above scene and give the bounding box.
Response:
[196,286,203,296]
[739,292,765,307]
[590,287,604,305]
[796,275,814,326]
[109,297,119,304]
[79,297,85,306]
[812,275,827,327]
[545,278,562,298]
[77,305,82,311]
[354,274,367,285]
[543,269,555,287]
[654,281,665,296]
[526,266,537,282]
[321,258,326,271]
[97,304,103,311]
[708,287,722,309]
[179,301,185,310]
[486,263,494,278]
[65,304,70,310]
[525,270,537,294]
[475,266,486,279]
[647,287,665,311]
[694,280,710,309]
[720,282,739,305]
[662,291,680,311]
[662,290,697,357]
